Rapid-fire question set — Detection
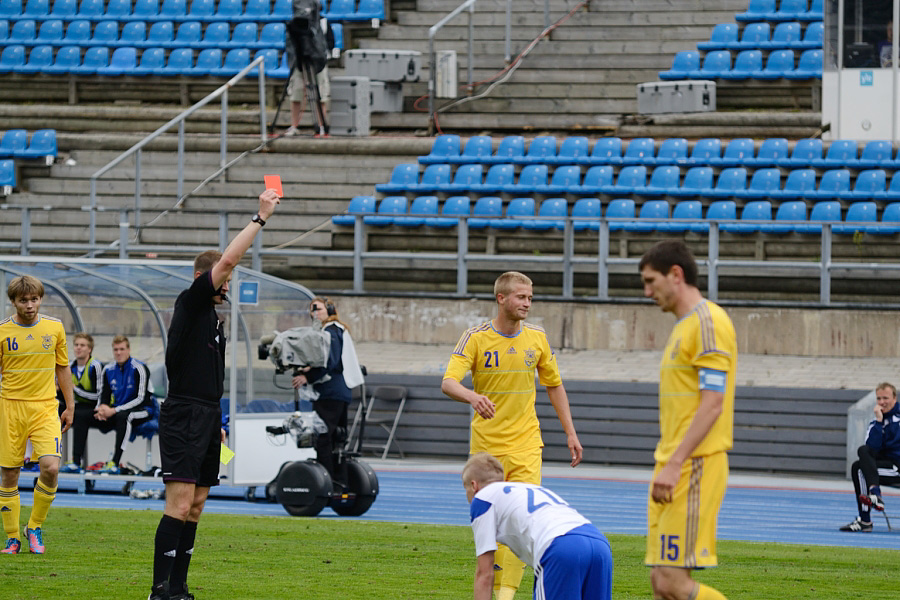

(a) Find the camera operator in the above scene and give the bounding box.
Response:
[284,0,334,136]
[291,297,362,488]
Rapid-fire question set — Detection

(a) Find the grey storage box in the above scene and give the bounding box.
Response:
[637,80,716,114]
[330,76,371,137]
[370,81,403,113]
[344,49,421,82]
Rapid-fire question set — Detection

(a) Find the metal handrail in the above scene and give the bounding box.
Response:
[87,56,268,253]
[428,0,476,134]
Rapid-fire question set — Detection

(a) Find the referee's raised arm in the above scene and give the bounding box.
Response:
[209,189,280,289]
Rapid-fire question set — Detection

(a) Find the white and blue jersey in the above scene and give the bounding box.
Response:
[470,481,612,600]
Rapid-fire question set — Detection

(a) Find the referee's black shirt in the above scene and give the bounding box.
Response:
[165,271,226,406]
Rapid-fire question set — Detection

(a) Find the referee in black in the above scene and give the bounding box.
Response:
[150,189,280,600]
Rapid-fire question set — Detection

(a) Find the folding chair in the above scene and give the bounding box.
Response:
[358,385,407,459]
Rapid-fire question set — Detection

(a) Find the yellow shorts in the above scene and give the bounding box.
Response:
[491,448,542,485]
[645,452,728,569]
[0,398,62,468]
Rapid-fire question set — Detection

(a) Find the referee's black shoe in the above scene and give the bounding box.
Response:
[170,585,195,600]
[149,582,170,600]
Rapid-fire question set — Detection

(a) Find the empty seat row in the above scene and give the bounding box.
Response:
[0,43,288,75]
[0,18,286,49]
[659,48,821,80]
[0,128,57,160]
[377,162,900,202]
[332,195,900,236]
[420,135,900,171]
[736,0,823,22]
[698,21,822,51]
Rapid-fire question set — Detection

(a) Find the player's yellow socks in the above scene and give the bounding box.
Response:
[694,583,727,600]
[27,480,57,529]
[0,486,20,538]
[493,544,525,596]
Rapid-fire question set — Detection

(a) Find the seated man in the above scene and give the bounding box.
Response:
[463,452,612,600]
[82,335,155,474]
[59,332,104,473]
[840,382,900,532]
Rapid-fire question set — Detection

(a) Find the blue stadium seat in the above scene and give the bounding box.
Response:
[762,21,802,49]
[103,0,131,19]
[571,197,601,231]
[200,21,228,47]
[658,200,703,233]
[772,168,816,199]
[520,135,557,165]
[75,0,103,18]
[375,163,418,193]
[785,48,822,79]
[798,21,823,48]
[708,167,748,198]
[158,0,186,20]
[49,0,75,19]
[735,22,770,48]
[834,201,877,235]
[736,0,776,22]
[570,165,613,196]
[617,137,655,166]
[393,195,439,227]
[523,197,567,231]
[604,165,647,195]
[755,49,795,79]
[658,50,699,80]
[771,0,807,21]
[69,44,107,73]
[186,0,213,21]
[0,44,27,72]
[854,140,894,169]
[0,129,26,157]
[811,139,858,169]
[647,138,687,165]
[813,168,851,200]
[354,0,385,21]
[448,135,492,165]
[119,21,146,46]
[679,138,720,166]
[779,138,822,167]
[688,49,731,79]
[700,199,737,233]
[35,19,63,44]
[720,49,764,80]
[799,0,822,20]
[877,173,900,201]
[364,195,407,226]
[228,22,259,50]
[871,202,900,235]
[240,0,270,21]
[250,48,279,76]
[484,135,525,164]
[489,197,534,230]
[256,22,284,48]
[744,137,789,167]
[438,163,482,194]
[133,45,164,74]
[642,165,680,196]
[332,22,343,51]
[419,134,461,164]
[723,200,771,234]
[21,0,48,18]
[604,198,635,231]
[0,21,8,41]
[697,23,738,50]
[424,195,469,228]
[190,47,221,74]
[332,195,375,226]
[214,0,241,19]
[468,163,513,194]
[409,163,451,193]
[43,43,80,72]
[708,138,755,167]
[212,47,248,75]
[62,19,90,44]
[91,19,119,45]
[739,167,781,199]
[583,137,622,165]
[159,46,192,74]
[547,136,590,165]
[132,0,157,18]
[670,166,714,197]
[846,169,886,201]
[0,0,21,17]
[8,19,35,43]
[540,165,582,195]
[272,0,290,19]
[0,159,15,195]
[173,20,200,46]
[269,50,289,78]
[763,199,807,234]
[501,164,548,195]
[627,199,669,233]
[96,45,135,74]
[797,200,841,233]
[18,44,54,72]
[468,196,502,229]
[323,0,353,20]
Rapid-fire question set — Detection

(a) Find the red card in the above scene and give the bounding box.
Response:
[264,174,283,198]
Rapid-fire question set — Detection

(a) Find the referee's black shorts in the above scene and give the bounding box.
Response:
[159,398,221,487]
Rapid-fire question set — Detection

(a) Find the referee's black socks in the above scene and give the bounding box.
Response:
[169,520,198,595]
[153,514,185,591]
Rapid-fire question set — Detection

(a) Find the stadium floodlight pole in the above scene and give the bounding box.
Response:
[428,0,477,135]
[506,0,511,64]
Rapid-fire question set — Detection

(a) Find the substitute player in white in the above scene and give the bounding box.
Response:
[463,453,612,600]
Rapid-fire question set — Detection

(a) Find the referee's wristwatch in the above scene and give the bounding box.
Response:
[251,214,266,227]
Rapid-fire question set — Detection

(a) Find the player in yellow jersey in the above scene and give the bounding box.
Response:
[442,271,583,600]
[0,275,75,555]
[639,241,737,600]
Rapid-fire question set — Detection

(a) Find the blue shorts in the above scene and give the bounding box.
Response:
[535,524,613,600]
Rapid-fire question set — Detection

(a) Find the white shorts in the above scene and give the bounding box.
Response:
[289,66,330,103]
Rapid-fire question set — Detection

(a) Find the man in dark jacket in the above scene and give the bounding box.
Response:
[840,382,900,532]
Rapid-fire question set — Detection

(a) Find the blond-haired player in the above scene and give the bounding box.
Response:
[0,275,75,555]
[442,271,583,600]
[639,240,737,600]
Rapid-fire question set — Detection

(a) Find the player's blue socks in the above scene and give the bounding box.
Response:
[870,485,882,497]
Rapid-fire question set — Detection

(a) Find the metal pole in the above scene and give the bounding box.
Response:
[708,222,719,302]
[21,207,30,256]
[457,218,468,295]
[428,35,436,134]
[597,221,609,300]
[119,209,128,260]
[258,67,267,145]
[134,148,141,239]
[219,212,228,251]
[220,91,228,181]
[545,0,550,30]
[468,2,474,88]
[562,217,573,298]
[505,0,512,64]
[252,231,262,272]
[89,179,96,253]
[893,0,899,144]
[353,215,364,292]
[821,224,832,305]
[177,120,185,203]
